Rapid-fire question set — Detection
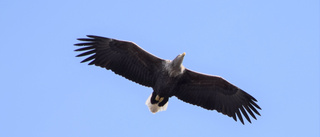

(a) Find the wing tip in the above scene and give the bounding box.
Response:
[86,35,109,39]
[75,35,104,42]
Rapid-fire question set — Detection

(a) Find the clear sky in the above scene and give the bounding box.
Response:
[0,0,319,137]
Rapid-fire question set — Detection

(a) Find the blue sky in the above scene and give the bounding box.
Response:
[0,0,319,137]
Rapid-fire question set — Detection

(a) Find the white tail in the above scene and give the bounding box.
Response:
[145,94,168,113]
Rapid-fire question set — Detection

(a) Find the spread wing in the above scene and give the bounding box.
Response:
[74,35,164,87]
[174,69,261,124]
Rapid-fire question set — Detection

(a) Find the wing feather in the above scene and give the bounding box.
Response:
[174,69,261,124]
[74,35,164,87]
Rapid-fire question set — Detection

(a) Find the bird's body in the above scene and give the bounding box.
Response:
[146,58,186,112]
[75,35,261,124]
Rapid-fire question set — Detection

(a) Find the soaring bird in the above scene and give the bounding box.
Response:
[74,35,261,124]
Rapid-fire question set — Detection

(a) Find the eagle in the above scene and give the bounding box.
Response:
[74,35,261,124]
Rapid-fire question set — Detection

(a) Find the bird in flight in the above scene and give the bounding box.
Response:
[74,35,261,124]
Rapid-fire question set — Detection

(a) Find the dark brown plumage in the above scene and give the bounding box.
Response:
[75,35,261,124]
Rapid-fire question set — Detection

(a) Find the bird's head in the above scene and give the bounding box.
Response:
[172,52,186,68]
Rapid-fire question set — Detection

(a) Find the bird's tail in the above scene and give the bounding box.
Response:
[145,94,168,113]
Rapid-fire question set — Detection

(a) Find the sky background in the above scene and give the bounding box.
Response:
[0,0,319,137]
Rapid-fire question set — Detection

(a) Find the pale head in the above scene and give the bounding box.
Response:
[172,52,186,68]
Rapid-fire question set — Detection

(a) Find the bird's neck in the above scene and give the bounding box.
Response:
[164,60,185,77]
